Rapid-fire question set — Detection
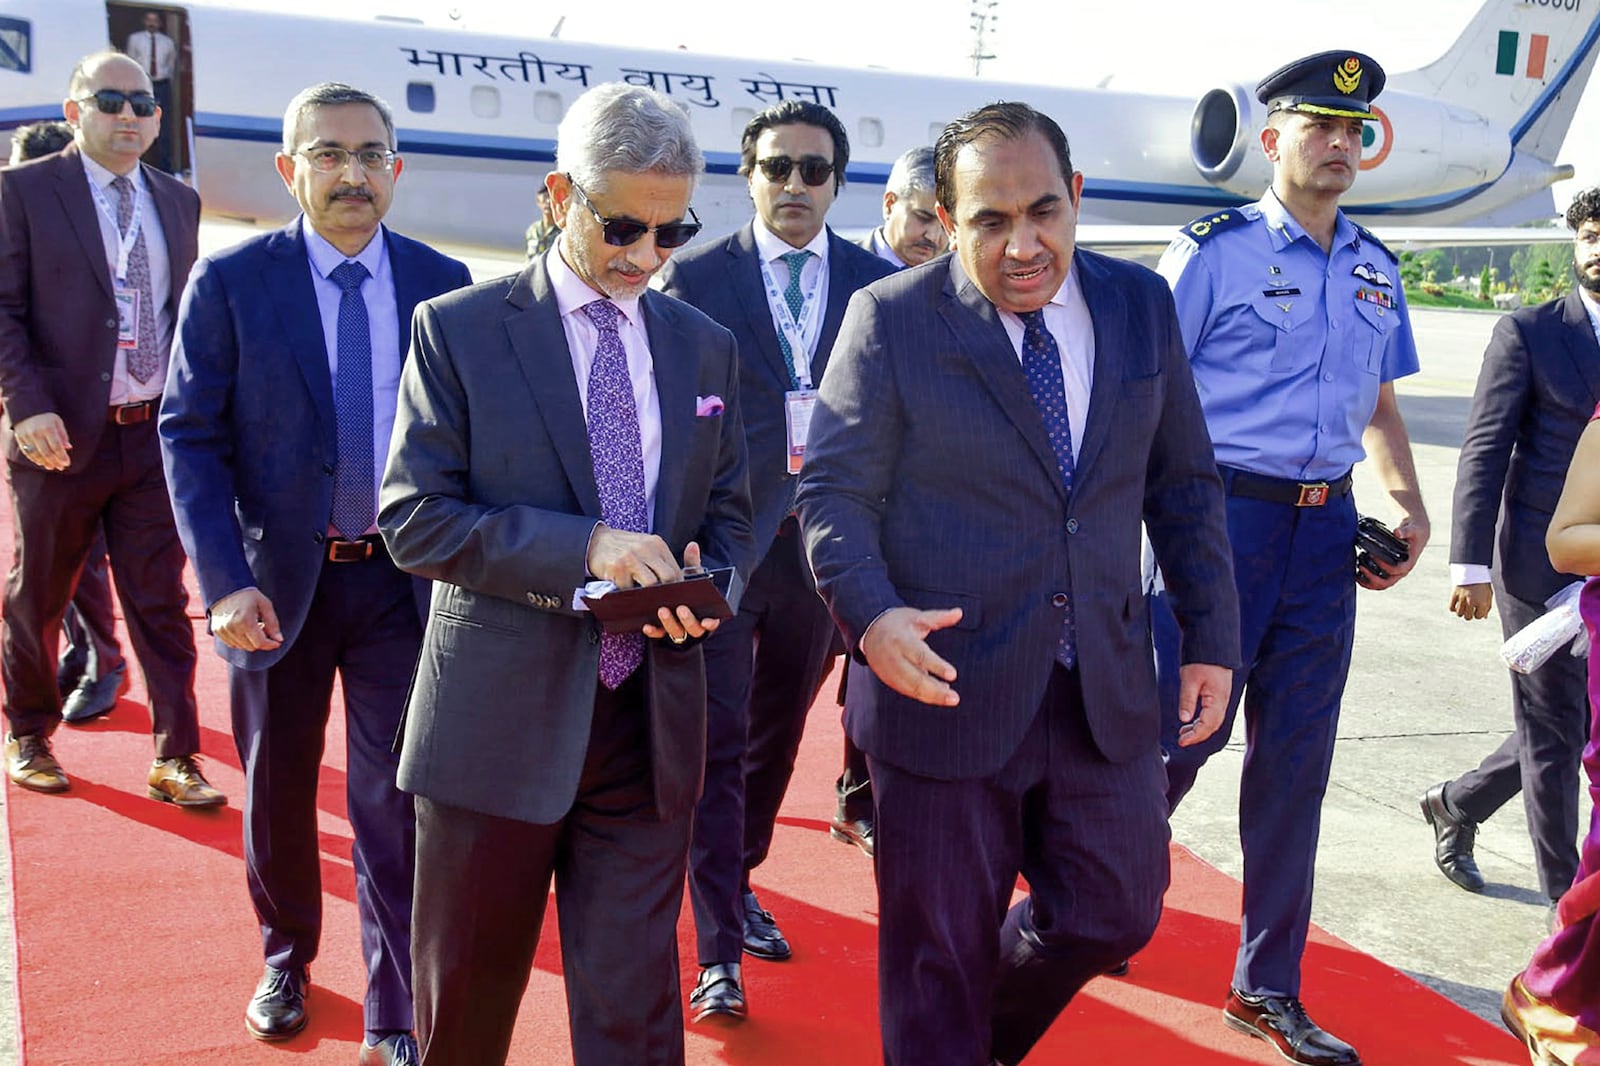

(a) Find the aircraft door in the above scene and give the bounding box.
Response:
[106,3,191,176]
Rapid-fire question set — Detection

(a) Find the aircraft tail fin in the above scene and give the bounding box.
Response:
[1390,0,1600,160]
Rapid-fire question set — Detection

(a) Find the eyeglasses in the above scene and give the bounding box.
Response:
[76,89,158,118]
[755,155,834,187]
[295,146,397,174]
[567,178,702,249]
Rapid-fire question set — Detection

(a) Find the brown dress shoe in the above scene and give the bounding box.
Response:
[4,733,69,793]
[1224,989,1361,1065]
[148,755,227,808]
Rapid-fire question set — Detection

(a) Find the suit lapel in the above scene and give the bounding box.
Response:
[727,224,794,387]
[813,229,856,383]
[1071,250,1125,477]
[51,147,115,302]
[1561,289,1600,405]
[265,218,337,449]
[641,292,693,534]
[939,257,1068,503]
[385,228,431,357]
[503,260,604,519]
[139,163,194,312]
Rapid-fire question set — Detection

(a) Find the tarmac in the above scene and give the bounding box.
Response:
[0,299,1567,1060]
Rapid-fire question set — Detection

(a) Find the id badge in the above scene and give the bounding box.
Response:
[114,288,139,350]
[784,388,818,475]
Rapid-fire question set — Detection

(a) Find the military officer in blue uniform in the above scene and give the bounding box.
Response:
[1155,51,1428,1066]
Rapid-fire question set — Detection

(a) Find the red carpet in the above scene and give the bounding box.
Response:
[2,564,1527,1063]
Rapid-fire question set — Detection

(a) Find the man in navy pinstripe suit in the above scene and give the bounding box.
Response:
[797,102,1241,1066]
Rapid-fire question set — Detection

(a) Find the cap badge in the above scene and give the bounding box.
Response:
[1334,56,1362,95]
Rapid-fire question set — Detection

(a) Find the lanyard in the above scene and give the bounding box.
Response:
[86,173,145,284]
[759,254,824,388]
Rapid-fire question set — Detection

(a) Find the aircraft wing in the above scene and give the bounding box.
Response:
[1071,224,1569,256]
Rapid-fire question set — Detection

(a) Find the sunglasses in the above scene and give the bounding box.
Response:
[567,178,702,249]
[76,89,158,118]
[755,155,834,187]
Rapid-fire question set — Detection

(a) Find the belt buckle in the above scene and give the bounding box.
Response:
[1295,481,1330,507]
[111,402,148,425]
[327,538,373,563]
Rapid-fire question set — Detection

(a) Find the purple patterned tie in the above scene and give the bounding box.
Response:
[1018,309,1077,669]
[111,176,159,383]
[329,260,375,539]
[582,300,648,688]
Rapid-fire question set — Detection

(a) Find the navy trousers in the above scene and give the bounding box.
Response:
[229,544,420,1035]
[1445,578,1587,901]
[1159,488,1357,999]
[871,666,1169,1066]
[689,520,838,965]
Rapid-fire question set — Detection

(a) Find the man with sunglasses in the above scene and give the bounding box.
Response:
[160,82,470,1063]
[0,51,224,806]
[655,98,894,1022]
[379,82,753,1065]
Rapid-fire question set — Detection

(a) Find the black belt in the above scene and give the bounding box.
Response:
[1220,466,1352,508]
[324,534,384,563]
[107,400,156,425]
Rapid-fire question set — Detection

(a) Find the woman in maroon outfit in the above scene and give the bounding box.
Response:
[1503,399,1600,1065]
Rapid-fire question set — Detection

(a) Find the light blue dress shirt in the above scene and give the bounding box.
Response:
[1157,189,1420,482]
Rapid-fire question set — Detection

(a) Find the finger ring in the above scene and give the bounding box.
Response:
[671,634,688,645]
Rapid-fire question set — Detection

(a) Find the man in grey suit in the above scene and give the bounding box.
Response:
[1425,187,1600,909]
[378,83,754,1066]
[797,102,1239,1066]
[655,100,894,1021]
[858,145,946,269]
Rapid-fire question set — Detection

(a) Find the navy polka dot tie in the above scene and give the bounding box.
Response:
[329,260,374,540]
[583,299,648,689]
[1018,309,1077,669]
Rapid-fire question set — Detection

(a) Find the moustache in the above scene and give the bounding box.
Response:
[330,187,374,203]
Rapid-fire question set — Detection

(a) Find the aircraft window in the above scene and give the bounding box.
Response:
[406,82,435,113]
[0,16,32,73]
[471,85,500,119]
[858,118,883,149]
[732,107,755,136]
[533,91,563,125]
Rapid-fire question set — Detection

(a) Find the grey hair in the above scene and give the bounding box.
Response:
[555,83,704,193]
[66,50,148,100]
[281,82,396,154]
[886,146,936,198]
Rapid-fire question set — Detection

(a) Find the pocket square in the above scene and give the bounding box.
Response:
[695,394,725,417]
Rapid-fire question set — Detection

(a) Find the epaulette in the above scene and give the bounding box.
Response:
[1352,223,1397,264]
[1177,209,1251,243]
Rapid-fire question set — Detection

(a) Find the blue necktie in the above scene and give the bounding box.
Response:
[329,260,374,540]
[1018,309,1077,669]
[776,250,811,389]
[582,300,648,689]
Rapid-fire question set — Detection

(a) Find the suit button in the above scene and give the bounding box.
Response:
[1065,518,1080,534]
[322,463,335,475]
[525,592,538,605]
[1051,592,1068,608]
[588,629,600,645]
[100,372,111,382]
[105,318,117,329]
[312,531,325,544]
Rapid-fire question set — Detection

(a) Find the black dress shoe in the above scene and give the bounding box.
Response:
[829,813,875,858]
[1223,989,1360,1065]
[245,965,308,1041]
[1103,959,1130,977]
[1419,781,1485,893]
[359,1032,419,1065]
[741,889,791,960]
[56,646,86,698]
[689,962,747,1023]
[60,664,129,725]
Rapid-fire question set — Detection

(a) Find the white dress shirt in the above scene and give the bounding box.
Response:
[80,151,172,405]
[997,267,1096,463]
[752,221,831,386]
[548,239,663,528]
[304,224,401,536]
[870,227,905,269]
[125,29,177,81]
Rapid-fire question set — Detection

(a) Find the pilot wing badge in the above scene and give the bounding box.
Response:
[1352,262,1393,287]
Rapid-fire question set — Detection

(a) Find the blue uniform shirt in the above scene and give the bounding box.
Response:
[1157,189,1420,481]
